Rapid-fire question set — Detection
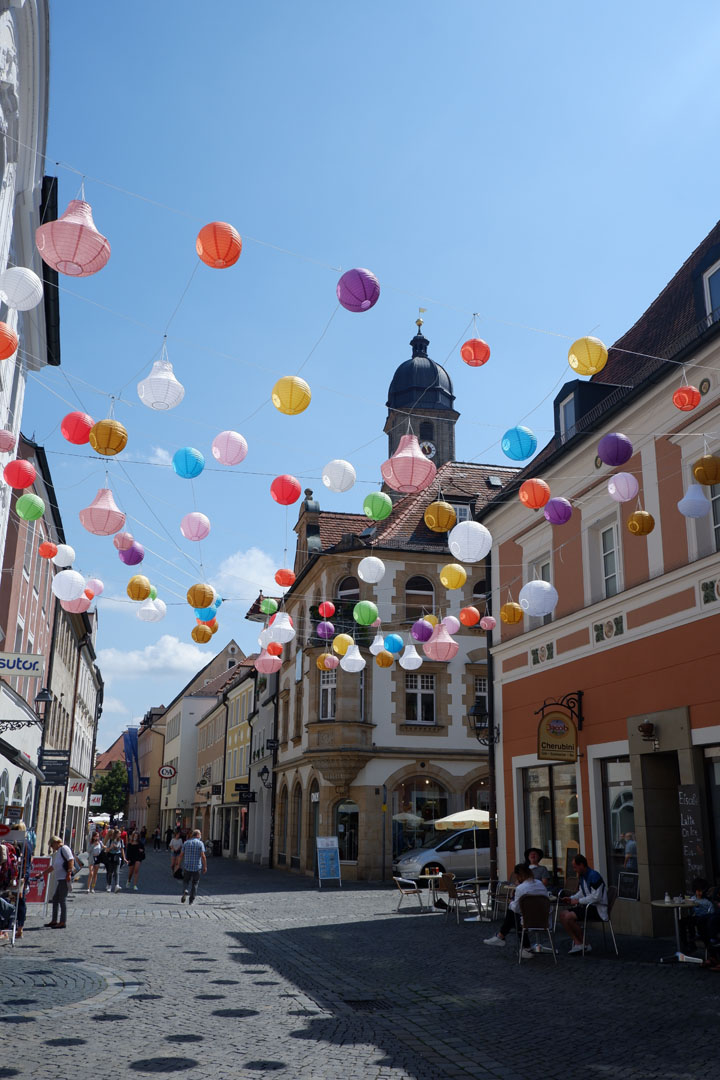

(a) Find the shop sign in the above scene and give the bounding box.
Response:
[89,794,103,807]
[139,776,150,789]
[537,710,577,762]
[68,781,87,795]
[0,652,44,677]
[158,765,177,779]
[6,804,23,822]
[237,790,256,803]
[211,784,222,795]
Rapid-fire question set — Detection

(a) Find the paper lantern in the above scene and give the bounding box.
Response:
[336,268,380,312]
[267,642,283,657]
[502,426,537,462]
[480,615,497,631]
[607,472,638,503]
[424,501,456,533]
[212,430,247,466]
[137,598,167,623]
[0,323,18,360]
[52,569,86,602]
[423,624,459,662]
[0,266,43,310]
[272,375,311,416]
[500,602,523,624]
[267,611,296,644]
[119,542,144,566]
[519,580,558,617]
[448,521,492,563]
[192,624,214,645]
[693,454,720,486]
[260,598,279,616]
[16,494,44,520]
[399,644,423,671]
[316,653,328,671]
[363,491,393,521]
[673,385,701,411]
[568,336,608,376]
[258,628,272,650]
[255,649,282,673]
[627,510,655,536]
[173,447,205,479]
[270,474,301,506]
[275,568,296,587]
[317,620,335,639]
[208,620,219,635]
[459,606,480,627]
[519,478,550,510]
[36,199,110,276]
[187,583,214,609]
[0,429,16,453]
[358,556,385,584]
[340,644,366,673]
[442,615,461,635]
[381,633,401,654]
[86,577,104,596]
[375,650,394,668]
[440,563,467,590]
[323,654,340,671]
[544,497,573,525]
[180,512,211,541]
[424,614,439,627]
[267,608,285,625]
[332,633,353,656]
[89,419,127,457]
[460,338,490,367]
[79,488,126,536]
[597,433,633,467]
[381,434,437,494]
[322,459,356,493]
[39,541,57,560]
[61,411,94,445]
[678,484,711,518]
[318,601,335,618]
[127,575,151,601]
[353,600,378,626]
[369,631,385,655]
[61,596,92,614]
[196,222,242,268]
[52,544,75,567]
[4,459,36,489]
[138,357,185,411]
[411,618,433,643]
[149,586,158,600]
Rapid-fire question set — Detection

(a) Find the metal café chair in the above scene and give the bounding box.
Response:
[518,894,557,964]
[393,876,424,912]
[580,885,619,956]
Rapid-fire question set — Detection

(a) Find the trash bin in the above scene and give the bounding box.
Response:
[212,840,222,857]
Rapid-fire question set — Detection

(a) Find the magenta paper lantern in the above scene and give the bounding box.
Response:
[180,512,211,541]
[0,429,16,453]
[336,268,380,312]
[442,615,461,635]
[323,654,340,670]
[411,618,433,643]
[597,432,633,467]
[544,497,573,525]
[317,620,335,639]
[113,530,134,551]
[61,595,92,614]
[381,433,437,494]
[212,430,248,466]
[79,488,126,536]
[255,649,282,674]
[86,577,104,596]
[119,541,145,565]
[479,615,496,631]
[35,200,111,277]
[423,623,459,662]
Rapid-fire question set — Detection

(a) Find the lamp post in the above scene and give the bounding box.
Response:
[258,765,272,790]
[468,697,500,900]
[33,686,53,723]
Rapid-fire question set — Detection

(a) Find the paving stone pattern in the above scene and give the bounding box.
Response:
[1,850,717,1079]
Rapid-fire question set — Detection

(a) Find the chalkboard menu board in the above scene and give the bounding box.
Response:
[617,871,639,901]
[678,785,706,890]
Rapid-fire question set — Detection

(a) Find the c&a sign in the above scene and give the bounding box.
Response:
[537,710,577,763]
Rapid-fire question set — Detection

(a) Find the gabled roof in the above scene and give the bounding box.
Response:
[189,655,256,698]
[95,733,124,772]
[159,640,243,715]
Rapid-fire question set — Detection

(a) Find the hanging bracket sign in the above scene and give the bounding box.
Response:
[158,765,177,779]
[536,709,578,763]
[316,836,342,888]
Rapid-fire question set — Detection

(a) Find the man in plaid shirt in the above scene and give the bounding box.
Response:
[180,830,207,905]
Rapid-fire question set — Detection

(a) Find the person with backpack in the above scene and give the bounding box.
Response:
[45,836,74,929]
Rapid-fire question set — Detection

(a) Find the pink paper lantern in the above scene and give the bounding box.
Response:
[180,512,211,541]
[35,200,111,277]
[422,623,459,662]
[86,577,104,596]
[211,430,248,466]
[479,615,497,631]
[442,615,461,635]
[381,433,437,494]
[61,595,92,614]
[322,654,340,670]
[113,531,135,551]
[79,488,126,536]
[255,649,282,674]
[0,429,16,453]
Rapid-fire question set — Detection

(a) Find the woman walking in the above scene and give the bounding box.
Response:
[87,831,103,893]
[169,829,183,876]
[126,830,145,891]
[103,829,126,892]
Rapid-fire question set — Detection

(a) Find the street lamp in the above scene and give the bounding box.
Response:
[258,765,272,790]
[468,699,500,745]
[33,687,53,723]
[467,697,499,898]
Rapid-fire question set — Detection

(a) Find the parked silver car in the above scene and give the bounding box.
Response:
[393,828,490,881]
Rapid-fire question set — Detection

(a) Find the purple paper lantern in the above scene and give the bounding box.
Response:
[597,432,633,467]
[336,268,380,313]
[411,618,433,643]
[544,497,573,525]
[118,540,145,566]
[317,620,335,640]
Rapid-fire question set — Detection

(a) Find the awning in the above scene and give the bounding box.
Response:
[0,736,45,782]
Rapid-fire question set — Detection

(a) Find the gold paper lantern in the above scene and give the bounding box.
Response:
[375,650,394,668]
[332,633,353,656]
[127,574,151,601]
[89,419,128,457]
[187,582,214,608]
[192,624,213,644]
[440,563,467,590]
[627,510,655,536]
[316,654,328,671]
[500,601,523,624]
[424,500,457,533]
[271,375,311,416]
[692,454,720,486]
[424,614,439,627]
[567,336,608,376]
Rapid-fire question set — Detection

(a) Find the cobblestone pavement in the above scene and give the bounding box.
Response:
[1,850,718,1079]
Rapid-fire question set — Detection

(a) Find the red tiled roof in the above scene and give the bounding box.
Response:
[189,656,256,698]
[317,512,370,548]
[95,733,125,772]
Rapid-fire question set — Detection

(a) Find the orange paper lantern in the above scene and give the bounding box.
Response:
[0,322,19,360]
[192,624,213,644]
[672,385,701,411]
[519,478,551,509]
[275,568,296,587]
[196,222,242,268]
[375,650,394,668]
[89,419,128,457]
[459,606,480,627]
[460,338,490,367]
[187,583,214,608]
[39,541,57,559]
[267,642,283,657]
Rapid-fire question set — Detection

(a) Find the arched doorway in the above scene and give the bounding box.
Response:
[335,799,359,861]
[277,786,289,866]
[392,775,449,859]
[291,784,302,869]
[464,780,489,812]
[309,780,320,874]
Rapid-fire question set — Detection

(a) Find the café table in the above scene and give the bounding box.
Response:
[650,898,703,964]
[460,878,491,922]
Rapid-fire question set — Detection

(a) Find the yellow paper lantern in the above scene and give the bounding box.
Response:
[692,454,720,486]
[272,375,311,416]
[627,510,655,536]
[567,336,608,376]
[500,602,523,624]
[424,500,457,533]
[376,650,394,668]
[316,654,328,671]
[187,582,214,608]
[440,563,467,590]
[89,419,128,457]
[332,633,353,656]
[424,614,439,627]
[209,621,219,635]
[127,574,151,601]
[192,624,213,644]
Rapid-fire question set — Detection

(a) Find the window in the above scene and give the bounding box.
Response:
[522,764,578,886]
[703,259,720,323]
[451,504,471,522]
[473,675,488,714]
[602,758,635,888]
[531,558,553,627]
[291,785,302,866]
[405,673,435,724]
[711,485,720,552]
[559,393,576,442]
[359,669,365,721]
[392,776,448,858]
[472,576,487,603]
[336,799,359,860]
[405,576,434,621]
[277,787,288,865]
[319,670,336,720]
[0,770,8,821]
[601,525,619,598]
[23,519,35,576]
[419,420,434,442]
[337,577,359,603]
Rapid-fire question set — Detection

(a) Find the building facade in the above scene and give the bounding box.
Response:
[246,670,278,868]
[126,706,166,835]
[220,661,255,857]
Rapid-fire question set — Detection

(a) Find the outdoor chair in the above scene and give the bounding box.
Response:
[580,885,619,956]
[492,882,514,921]
[518,894,557,964]
[393,876,424,912]
[553,877,578,931]
[439,873,478,924]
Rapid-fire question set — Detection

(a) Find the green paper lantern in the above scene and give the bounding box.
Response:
[353,600,378,626]
[149,586,157,600]
[16,493,45,520]
[363,491,392,521]
[260,597,278,615]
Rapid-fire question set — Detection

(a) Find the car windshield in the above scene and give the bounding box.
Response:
[397,829,455,857]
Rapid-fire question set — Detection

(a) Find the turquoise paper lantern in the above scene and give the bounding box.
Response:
[501,426,537,462]
[384,633,403,654]
[173,446,205,479]
[195,604,216,620]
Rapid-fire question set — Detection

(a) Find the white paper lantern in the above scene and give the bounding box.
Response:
[442,615,461,635]
[258,628,273,650]
[678,483,711,519]
[369,630,385,656]
[51,569,86,602]
[212,430,247,466]
[137,598,166,622]
[0,266,43,310]
[448,520,492,563]
[358,555,385,584]
[340,644,366,673]
[607,472,638,503]
[519,580,558,617]
[137,356,185,411]
[322,459,356,493]
[52,544,75,567]
[267,611,295,644]
[399,643,423,671]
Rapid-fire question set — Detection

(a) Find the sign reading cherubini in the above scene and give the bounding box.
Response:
[158,764,177,779]
[0,652,44,676]
[537,710,578,763]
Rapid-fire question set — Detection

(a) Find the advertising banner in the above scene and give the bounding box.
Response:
[123,730,135,794]
[316,836,342,887]
[26,856,52,905]
[89,794,103,807]
[0,652,44,677]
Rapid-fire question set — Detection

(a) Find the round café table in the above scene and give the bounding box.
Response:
[650,898,702,964]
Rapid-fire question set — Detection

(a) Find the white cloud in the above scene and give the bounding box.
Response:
[212,546,279,600]
[97,634,215,683]
[103,696,130,715]
[149,446,172,466]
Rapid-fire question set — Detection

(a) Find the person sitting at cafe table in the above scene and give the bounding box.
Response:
[679,878,719,953]
[557,854,608,954]
[484,864,549,954]
[524,847,551,886]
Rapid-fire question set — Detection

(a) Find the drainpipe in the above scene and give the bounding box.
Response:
[219,698,229,853]
[485,547,498,899]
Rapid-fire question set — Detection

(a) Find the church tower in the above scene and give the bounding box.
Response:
[384,320,459,468]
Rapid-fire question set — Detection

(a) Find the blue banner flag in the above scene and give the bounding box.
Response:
[122,730,135,795]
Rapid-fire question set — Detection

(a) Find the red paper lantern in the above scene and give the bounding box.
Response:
[459,606,480,627]
[39,541,57,559]
[0,322,18,360]
[3,458,36,489]
[672,385,701,411]
[275,568,296,587]
[196,222,242,268]
[267,642,283,657]
[460,338,490,367]
[270,474,301,505]
[84,588,94,600]
[318,601,335,618]
[61,411,95,445]
[380,433,437,494]
[519,478,551,509]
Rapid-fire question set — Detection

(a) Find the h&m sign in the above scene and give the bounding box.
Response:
[0,653,45,677]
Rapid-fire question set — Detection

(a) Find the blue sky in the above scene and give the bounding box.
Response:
[27,1,720,746]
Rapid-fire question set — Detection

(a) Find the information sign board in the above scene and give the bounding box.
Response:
[316,836,342,888]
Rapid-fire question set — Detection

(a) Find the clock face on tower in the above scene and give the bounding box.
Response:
[420,440,436,459]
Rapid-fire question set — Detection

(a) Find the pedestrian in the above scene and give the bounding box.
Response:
[87,831,103,893]
[169,829,184,875]
[165,827,173,850]
[45,836,74,929]
[153,827,162,851]
[126,830,145,891]
[180,829,207,905]
[103,829,127,892]
[139,826,147,844]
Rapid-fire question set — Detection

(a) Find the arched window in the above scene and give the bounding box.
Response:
[23,784,33,826]
[336,577,359,603]
[472,576,487,603]
[405,576,434,621]
[392,776,448,859]
[277,787,289,866]
[0,770,8,822]
[336,799,359,861]
[464,780,489,812]
[11,775,22,804]
[291,784,303,866]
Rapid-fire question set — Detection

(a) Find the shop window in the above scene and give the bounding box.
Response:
[405,673,435,724]
[336,799,359,861]
[392,776,448,859]
[602,757,636,887]
[705,748,720,880]
[521,764,579,886]
[405,576,434,622]
[464,780,489,811]
[319,670,336,720]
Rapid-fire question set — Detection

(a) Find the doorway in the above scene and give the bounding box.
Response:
[641,751,684,900]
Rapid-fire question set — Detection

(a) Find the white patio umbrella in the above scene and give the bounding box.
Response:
[430,808,490,882]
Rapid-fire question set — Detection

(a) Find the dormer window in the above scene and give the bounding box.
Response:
[558,393,576,442]
[704,258,720,324]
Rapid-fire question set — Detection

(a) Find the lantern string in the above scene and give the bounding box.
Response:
[164,263,200,336]
[115,461,204,579]
[294,303,340,376]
